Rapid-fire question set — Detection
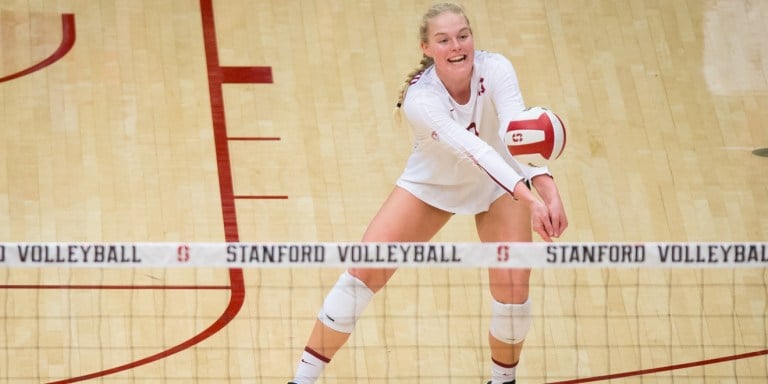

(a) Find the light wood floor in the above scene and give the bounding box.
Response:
[1,0,767,383]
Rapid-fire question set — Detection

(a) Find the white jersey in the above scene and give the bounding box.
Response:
[396,51,549,214]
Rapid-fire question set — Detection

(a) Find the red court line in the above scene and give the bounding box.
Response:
[201,0,240,220]
[48,271,245,384]
[0,13,75,83]
[0,8,246,384]
[200,0,282,202]
[46,0,263,381]
[547,349,768,383]
[221,66,272,83]
[197,0,278,206]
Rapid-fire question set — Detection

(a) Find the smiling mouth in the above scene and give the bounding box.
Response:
[448,55,467,63]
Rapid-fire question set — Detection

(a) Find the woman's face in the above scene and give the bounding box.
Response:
[421,12,474,81]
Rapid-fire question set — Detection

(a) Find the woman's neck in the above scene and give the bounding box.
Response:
[437,68,473,105]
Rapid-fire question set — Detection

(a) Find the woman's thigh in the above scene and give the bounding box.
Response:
[362,186,453,242]
[350,186,453,292]
[476,192,533,303]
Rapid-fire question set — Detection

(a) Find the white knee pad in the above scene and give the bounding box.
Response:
[489,299,532,344]
[317,271,375,333]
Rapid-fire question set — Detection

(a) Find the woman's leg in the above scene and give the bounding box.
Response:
[475,192,533,381]
[293,187,452,383]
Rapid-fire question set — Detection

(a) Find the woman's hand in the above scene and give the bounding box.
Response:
[528,199,555,242]
[531,175,569,238]
[513,180,555,242]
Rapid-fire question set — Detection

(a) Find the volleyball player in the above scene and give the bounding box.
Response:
[289,3,568,383]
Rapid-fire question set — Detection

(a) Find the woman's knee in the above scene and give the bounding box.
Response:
[348,268,397,293]
[488,268,531,303]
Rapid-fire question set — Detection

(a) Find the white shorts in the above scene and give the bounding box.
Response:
[395,177,508,215]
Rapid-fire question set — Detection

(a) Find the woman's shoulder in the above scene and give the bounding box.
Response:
[402,71,450,116]
[405,68,444,98]
[407,66,436,88]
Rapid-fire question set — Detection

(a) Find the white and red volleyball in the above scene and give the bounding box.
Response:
[504,106,567,167]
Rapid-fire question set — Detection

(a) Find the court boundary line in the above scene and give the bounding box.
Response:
[43,0,258,381]
[0,13,75,83]
[547,348,768,383]
[0,9,244,383]
[46,272,244,384]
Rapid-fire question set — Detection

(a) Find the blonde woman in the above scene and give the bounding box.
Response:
[289,3,567,383]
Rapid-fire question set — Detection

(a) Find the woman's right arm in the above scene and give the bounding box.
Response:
[403,94,526,196]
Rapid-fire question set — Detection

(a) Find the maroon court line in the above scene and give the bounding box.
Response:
[45,0,262,381]
[547,349,768,383]
[0,9,246,383]
[47,272,245,384]
[0,14,75,83]
[212,18,282,199]
[198,0,275,215]
[221,66,272,83]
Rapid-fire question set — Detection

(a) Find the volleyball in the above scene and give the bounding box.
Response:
[504,106,567,167]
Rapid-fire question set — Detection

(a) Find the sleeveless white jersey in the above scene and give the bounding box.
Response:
[396,51,549,214]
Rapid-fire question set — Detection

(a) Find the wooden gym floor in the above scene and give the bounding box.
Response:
[0,0,767,383]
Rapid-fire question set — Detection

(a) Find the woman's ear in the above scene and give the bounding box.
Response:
[420,41,431,58]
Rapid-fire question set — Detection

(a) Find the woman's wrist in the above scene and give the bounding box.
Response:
[531,174,558,203]
[512,180,538,206]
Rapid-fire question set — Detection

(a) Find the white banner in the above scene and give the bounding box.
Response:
[0,242,766,268]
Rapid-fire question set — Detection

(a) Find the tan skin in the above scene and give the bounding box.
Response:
[305,11,568,368]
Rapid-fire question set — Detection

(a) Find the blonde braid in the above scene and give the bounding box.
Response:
[395,55,434,109]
